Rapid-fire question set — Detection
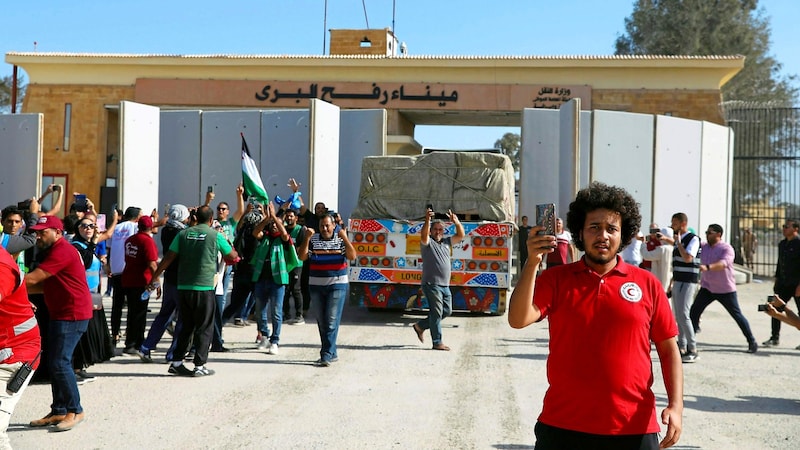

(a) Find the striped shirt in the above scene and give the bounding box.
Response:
[307,234,348,286]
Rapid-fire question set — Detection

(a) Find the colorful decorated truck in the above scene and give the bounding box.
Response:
[347,151,516,315]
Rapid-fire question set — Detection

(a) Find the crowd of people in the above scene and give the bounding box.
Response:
[0,179,357,440]
[2,176,798,448]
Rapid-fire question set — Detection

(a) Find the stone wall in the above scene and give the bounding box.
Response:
[593,89,724,124]
[23,84,133,204]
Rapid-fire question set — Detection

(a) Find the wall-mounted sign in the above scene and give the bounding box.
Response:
[136,79,592,111]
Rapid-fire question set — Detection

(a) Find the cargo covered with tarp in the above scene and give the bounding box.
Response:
[350,152,515,222]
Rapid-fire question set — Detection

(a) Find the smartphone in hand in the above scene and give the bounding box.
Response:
[535,203,556,236]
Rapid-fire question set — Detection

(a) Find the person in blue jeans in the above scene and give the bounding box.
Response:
[25,215,93,431]
[411,207,465,351]
[138,204,190,363]
[250,203,300,355]
[298,214,356,366]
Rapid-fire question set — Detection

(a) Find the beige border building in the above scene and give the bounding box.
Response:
[5,29,744,203]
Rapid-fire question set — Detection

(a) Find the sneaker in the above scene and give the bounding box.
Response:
[257,336,267,350]
[294,316,305,324]
[75,370,95,385]
[329,356,338,363]
[137,349,153,363]
[168,363,194,377]
[209,346,231,353]
[233,318,245,327]
[193,366,215,377]
[268,343,279,355]
[762,338,779,347]
[123,346,138,355]
[681,352,699,363]
[314,358,331,367]
[747,342,758,353]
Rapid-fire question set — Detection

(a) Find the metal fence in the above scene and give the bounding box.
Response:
[724,103,800,277]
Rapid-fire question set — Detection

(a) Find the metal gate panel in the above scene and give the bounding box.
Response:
[653,115,703,230]
[159,111,201,208]
[0,114,42,203]
[260,109,310,203]
[339,109,386,221]
[699,121,733,236]
[119,101,160,212]
[579,111,593,190]
[309,99,341,211]
[520,108,560,220]
[201,111,261,208]
[591,110,655,225]
[558,99,581,217]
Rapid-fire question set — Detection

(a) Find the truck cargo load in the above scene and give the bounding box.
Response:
[348,151,516,315]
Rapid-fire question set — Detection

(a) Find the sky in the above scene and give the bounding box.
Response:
[3,0,798,149]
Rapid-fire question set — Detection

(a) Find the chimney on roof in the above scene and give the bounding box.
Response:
[329,28,400,56]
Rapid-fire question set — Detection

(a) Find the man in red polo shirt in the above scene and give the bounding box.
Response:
[509,183,683,450]
[121,216,158,354]
[24,215,93,432]
[0,248,41,448]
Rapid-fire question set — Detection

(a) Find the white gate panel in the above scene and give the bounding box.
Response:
[559,99,581,219]
[309,99,341,211]
[653,115,703,229]
[120,101,160,212]
[520,108,560,221]
[699,121,733,235]
[592,110,655,225]
[579,111,593,190]
[339,109,386,221]
[0,114,42,204]
[201,111,261,208]
[160,111,201,208]
[260,110,310,203]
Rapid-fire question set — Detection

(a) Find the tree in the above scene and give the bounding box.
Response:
[494,132,520,174]
[615,0,797,104]
[616,0,799,273]
[0,74,26,113]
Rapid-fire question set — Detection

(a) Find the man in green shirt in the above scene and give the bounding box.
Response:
[150,206,239,377]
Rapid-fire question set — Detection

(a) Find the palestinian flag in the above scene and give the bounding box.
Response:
[241,133,269,203]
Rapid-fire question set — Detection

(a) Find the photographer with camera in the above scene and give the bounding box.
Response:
[762,295,800,330]
[762,219,800,348]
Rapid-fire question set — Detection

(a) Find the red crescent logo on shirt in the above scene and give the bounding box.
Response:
[620,282,643,303]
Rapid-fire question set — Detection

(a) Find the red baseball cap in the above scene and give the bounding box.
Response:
[138,216,153,231]
[29,215,64,231]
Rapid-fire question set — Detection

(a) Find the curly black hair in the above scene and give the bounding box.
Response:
[566,182,641,252]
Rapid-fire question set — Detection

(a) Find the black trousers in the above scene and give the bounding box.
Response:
[770,283,800,340]
[221,269,255,324]
[171,290,215,366]
[123,287,149,350]
[110,275,130,340]
[283,266,304,318]
[534,422,659,450]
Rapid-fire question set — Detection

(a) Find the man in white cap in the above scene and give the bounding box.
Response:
[640,223,674,293]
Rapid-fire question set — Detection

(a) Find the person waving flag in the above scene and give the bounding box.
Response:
[241,133,269,203]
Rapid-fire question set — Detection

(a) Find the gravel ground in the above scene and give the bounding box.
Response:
[7,277,799,450]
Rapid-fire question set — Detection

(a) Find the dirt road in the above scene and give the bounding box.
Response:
[8,279,799,449]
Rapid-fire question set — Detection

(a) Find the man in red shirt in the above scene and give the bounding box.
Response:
[25,215,93,432]
[509,183,683,449]
[0,248,41,448]
[121,216,159,354]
